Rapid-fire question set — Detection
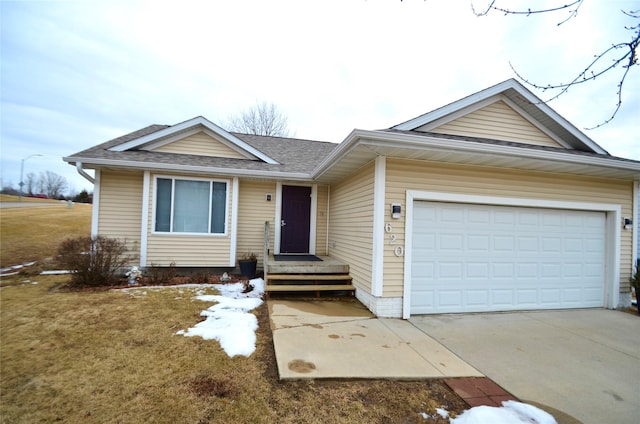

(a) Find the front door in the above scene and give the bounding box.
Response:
[280,185,311,253]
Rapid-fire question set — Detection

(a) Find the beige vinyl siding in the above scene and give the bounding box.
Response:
[426,101,563,148]
[329,162,375,293]
[385,158,635,296]
[236,180,277,269]
[145,172,233,267]
[97,170,144,260]
[315,185,329,255]
[152,131,248,159]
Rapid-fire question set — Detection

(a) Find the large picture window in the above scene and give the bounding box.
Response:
[155,177,227,234]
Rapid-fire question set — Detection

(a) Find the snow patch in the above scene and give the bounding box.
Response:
[176,278,264,357]
[451,400,557,424]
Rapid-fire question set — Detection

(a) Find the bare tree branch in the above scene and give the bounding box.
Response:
[472,0,583,25]
[226,101,292,137]
[471,1,639,128]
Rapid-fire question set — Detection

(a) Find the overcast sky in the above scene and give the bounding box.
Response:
[1,0,639,194]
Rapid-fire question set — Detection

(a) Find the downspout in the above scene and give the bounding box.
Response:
[76,162,95,184]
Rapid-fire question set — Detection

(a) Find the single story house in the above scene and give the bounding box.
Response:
[64,79,639,318]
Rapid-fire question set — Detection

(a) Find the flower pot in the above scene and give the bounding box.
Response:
[239,260,257,279]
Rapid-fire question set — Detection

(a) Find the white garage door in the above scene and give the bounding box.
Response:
[410,201,606,314]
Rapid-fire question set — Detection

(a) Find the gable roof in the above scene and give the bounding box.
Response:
[64,123,337,180]
[391,79,609,155]
[109,116,280,164]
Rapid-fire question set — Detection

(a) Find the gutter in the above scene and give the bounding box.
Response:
[312,129,640,180]
[64,157,313,182]
[76,162,95,184]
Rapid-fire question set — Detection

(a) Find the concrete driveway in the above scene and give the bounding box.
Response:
[409,309,640,424]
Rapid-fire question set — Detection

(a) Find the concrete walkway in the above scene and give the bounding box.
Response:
[410,309,640,424]
[268,299,482,380]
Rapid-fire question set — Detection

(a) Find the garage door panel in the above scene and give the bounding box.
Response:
[491,290,513,306]
[411,202,606,314]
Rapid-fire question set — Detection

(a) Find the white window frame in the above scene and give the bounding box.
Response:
[151,175,229,236]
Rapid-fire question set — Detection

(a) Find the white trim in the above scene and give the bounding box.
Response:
[108,116,279,164]
[275,183,316,254]
[139,171,150,267]
[64,157,309,181]
[90,169,101,239]
[393,82,521,130]
[391,79,606,154]
[230,177,239,267]
[274,182,283,253]
[326,185,331,255]
[416,95,499,132]
[371,156,386,296]
[402,190,621,318]
[500,96,571,149]
[141,127,260,161]
[150,174,230,236]
[418,94,574,150]
[309,184,318,255]
[311,129,640,183]
[633,181,639,266]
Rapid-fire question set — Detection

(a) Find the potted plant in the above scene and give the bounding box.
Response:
[630,259,640,314]
[238,252,257,279]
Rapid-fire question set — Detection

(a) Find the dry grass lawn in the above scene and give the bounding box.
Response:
[0,198,91,267]
[1,276,467,423]
[1,193,468,423]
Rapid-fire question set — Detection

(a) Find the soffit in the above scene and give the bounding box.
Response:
[313,131,640,184]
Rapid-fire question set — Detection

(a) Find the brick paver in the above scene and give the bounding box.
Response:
[445,377,518,408]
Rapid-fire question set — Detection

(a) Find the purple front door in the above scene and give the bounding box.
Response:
[280,185,311,253]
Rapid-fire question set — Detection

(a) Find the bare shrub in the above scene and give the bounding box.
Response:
[145,262,177,285]
[57,236,131,287]
[187,271,210,285]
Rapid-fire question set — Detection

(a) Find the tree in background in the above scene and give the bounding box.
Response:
[1,171,69,199]
[471,0,639,128]
[24,172,38,195]
[225,101,292,137]
[72,189,93,204]
[38,171,68,199]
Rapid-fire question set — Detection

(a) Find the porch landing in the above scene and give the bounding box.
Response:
[266,255,349,274]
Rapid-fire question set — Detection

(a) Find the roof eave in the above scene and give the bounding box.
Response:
[63,156,312,181]
[313,130,640,182]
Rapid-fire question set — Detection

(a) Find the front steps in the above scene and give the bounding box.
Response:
[265,256,355,297]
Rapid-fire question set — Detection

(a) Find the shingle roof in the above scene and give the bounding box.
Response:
[65,125,338,177]
[381,128,639,165]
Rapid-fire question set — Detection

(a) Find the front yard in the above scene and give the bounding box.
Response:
[0,275,467,423]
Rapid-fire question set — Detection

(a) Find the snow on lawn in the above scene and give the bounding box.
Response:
[423,401,557,424]
[121,279,264,358]
[123,281,559,423]
[176,278,264,357]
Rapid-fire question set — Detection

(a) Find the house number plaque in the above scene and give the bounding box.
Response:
[384,223,404,257]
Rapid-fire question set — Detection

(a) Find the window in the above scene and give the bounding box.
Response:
[155,177,227,234]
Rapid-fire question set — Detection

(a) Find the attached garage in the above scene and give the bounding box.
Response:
[404,192,621,316]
